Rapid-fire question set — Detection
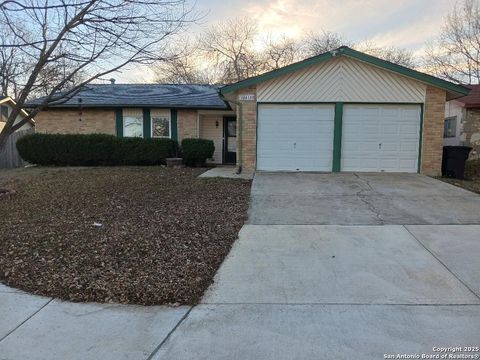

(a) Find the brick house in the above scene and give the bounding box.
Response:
[28,46,470,175]
[444,84,480,160]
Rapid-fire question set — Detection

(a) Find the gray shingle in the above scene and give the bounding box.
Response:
[26,84,229,109]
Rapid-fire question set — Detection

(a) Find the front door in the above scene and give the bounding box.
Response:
[223,117,237,164]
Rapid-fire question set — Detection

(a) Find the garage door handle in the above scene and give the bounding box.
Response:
[293,142,296,149]
[379,143,382,149]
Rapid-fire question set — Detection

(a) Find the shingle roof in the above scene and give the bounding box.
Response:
[454,84,480,108]
[26,84,229,110]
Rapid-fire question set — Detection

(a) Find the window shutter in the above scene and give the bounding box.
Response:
[143,108,151,139]
[170,109,178,141]
[115,108,123,137]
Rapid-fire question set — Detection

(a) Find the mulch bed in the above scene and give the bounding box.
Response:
[0,167,251,305]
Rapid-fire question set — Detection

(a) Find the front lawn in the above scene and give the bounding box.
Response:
[0,167,251,305]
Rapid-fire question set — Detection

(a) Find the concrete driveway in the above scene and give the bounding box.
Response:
[249,172,480,224]
[155,173,480,360]
[2,173,480,360]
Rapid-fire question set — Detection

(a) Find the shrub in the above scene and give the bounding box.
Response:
[181,138,215,167]
[465,159,480,179]
[16,133,177,166]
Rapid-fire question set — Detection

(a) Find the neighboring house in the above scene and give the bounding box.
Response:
[27,46,470,175]
[0,96,35,133]
[444,84,480,159]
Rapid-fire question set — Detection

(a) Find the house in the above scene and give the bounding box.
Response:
[27,46,469,175]
[444,84,480,159]
[0,96,35,133]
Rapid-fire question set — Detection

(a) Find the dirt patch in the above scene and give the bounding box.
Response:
[438,177,480,195]
[0,167,251,305]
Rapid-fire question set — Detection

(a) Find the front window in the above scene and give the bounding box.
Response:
[123,116,143,137]
[151,116,171,138]
[444,116,457,138]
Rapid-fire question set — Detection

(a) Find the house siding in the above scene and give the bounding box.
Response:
[257,57,426,103]
[35,109,115,135]
[200,114,223,164]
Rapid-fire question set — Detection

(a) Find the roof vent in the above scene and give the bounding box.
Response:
[109,78,116,84]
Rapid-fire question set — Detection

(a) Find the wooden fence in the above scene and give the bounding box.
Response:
[0,129,34,169]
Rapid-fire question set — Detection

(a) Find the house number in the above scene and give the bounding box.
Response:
[238,94,255,101]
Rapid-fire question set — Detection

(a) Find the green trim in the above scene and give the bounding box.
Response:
[332,102,343,172]
[220,46,470,98]
[143,108,151,139]
[115,108,123,137]
[418,104,424,173]
[170,109,178,141]
[238,104,243,168]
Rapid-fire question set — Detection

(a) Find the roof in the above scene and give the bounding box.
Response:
[220,46,471,101]
[0,96,35,125]
[26,84,230,110]
[453,84,480,108]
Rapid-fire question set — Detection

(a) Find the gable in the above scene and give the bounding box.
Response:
[257,56,426,103]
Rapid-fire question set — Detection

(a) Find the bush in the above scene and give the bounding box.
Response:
[16,133,177,166]
[465,159,480,179]
[181,138,215,167]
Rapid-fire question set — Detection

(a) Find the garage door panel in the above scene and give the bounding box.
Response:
[257,104,334,171]
[342,104,421,173]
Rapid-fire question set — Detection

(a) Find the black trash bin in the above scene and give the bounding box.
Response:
[442,146,472,179]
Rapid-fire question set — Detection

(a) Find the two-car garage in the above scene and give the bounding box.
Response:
[221,46,470,175]
[256,103,421,173]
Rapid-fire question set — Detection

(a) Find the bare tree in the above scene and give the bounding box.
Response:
[199,17,261,83]
[0,0,195,149]
[0,27,26,98]
[304,30,350,57]
[424,0,480,83]
[356,41,416,68]
[261,35,304,71]
[153,40,219,84]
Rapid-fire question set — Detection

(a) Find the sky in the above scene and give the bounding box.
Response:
[119,0,456,82]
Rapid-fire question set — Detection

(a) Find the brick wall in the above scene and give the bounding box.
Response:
[237,87,257,171]
[35,109,115,135]
[421,86,447,176]
[178,110,197,141]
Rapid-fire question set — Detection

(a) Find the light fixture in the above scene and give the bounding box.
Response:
[215,120,219,128]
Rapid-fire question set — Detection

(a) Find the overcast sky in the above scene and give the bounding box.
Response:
[119,0,456,82]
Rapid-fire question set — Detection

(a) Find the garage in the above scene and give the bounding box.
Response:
[342,105,421,172]
[220,46,470,176]
[257,104,334,171]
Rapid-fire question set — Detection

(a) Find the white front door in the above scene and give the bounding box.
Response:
[342,104,421,172]
[257,104,335,171]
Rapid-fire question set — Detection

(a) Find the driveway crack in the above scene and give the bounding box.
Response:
[353,173,384,224]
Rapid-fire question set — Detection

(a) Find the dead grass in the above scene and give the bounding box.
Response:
[0,166,251,305]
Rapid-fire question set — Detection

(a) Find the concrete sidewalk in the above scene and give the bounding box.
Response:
[0,285,190,360]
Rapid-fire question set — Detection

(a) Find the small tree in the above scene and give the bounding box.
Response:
[0,0,195,150]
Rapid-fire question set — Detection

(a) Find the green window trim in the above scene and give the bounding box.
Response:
[115,108,123,137]
[332,102,343,172]
[143,108,151,139]
[170,109,178,141]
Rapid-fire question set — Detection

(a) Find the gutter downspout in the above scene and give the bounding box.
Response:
[219,91,242,174]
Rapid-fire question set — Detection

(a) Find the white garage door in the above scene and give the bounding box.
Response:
[342,104,421,172]
[257,104,334,171]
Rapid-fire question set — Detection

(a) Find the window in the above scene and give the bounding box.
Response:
[123,116,143,137]
[444,116,457,138]
[151,116,171,138]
